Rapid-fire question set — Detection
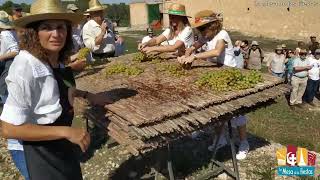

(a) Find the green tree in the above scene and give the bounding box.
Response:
[0,1,31,15]
[105,3,130,27]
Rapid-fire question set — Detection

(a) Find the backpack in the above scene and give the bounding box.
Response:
[248,47,263,59]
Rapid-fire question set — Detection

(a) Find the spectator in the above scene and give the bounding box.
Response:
[114,30,125,57]
[282,44,287,55]
[234,40,244,69]
[82,0,116,59]
[308,36,318,55]
[139,3,194,57]
[240,40,249,67]
[267,45,287,78]
[285,49,296,85]
[9,4,23,21]
[303,49,320,105]
[246,41,264,70]
[296,41,306,56]
[141,27,154,44]
[290,49,311,106]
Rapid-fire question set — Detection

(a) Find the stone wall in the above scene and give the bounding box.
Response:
[163,0,320,41]
[130,2,149,30]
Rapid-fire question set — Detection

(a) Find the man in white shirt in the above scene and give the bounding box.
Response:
[82,0,115,59]
[267,45,287,78]
[303,49,320,105]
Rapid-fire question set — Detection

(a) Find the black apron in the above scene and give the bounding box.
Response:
[23,66,82,180]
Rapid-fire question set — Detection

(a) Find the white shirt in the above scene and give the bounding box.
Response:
[266,53,286,73]
[308,57,320,80]
[161,26,194,48]
[82,19,115,54]
[142,35,152,44]
[207,30,236,67]
[0,50,62,126]
[0,30,19,56]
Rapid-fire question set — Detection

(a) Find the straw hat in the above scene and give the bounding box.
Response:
[281,44,287,49]
[164,3,190,17]
[191,10,222,28]
[14,0,84,28]
[147,27,153,34]
[275,45,283,50]
[0,11,14,30]
[86,0,107,13]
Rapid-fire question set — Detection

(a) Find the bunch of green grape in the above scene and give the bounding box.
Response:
[133,52,163,63]
[157,64,187,77]
[195,69,264,92]
[105,63,144,77]
[78,48,91,59]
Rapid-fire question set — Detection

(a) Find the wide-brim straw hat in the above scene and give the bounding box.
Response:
[191,10,223,28]
[0,11,14,29]
[86,0,107,13]
[163,3,191,18]
[14,0,84,28]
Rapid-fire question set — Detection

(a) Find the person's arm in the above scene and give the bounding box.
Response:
[0,52,18,61]
[185,41,206,56]
[142,40,184,53]
[191,40,225,59]
[294,66,311,72]
[1,121,90,152]
[138,34,167,50]
[178,40,225,64]
[95,20,108,46]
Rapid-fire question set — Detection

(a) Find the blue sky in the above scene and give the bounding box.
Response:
[0,0,131,5]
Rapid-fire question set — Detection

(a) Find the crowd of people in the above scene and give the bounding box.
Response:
[0,0,318,179]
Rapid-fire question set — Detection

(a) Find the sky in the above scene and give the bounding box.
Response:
[0,0,131,5]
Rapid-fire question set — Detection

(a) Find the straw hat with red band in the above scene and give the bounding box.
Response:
[192,10,223,28]
[14,0,84,28]
[164,3,191,18]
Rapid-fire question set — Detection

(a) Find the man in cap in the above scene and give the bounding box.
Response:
[245,41,264,70]
[308,36,318,56]
[82,0,116,59]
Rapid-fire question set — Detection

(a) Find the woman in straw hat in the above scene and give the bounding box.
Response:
[179,10,250,160]
[139,3,194,56]
[178,10,236,67]
[0,0,112,179]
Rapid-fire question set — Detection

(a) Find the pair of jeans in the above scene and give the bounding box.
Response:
[303,79,320,103]
[272,71,285,78]
[9,150,30,180]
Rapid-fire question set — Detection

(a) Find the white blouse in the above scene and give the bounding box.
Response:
[0,50,62,126]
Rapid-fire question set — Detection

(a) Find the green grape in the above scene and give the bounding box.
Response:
[105,63,144,77]
[195,68,264,92]
[78,48,90,59]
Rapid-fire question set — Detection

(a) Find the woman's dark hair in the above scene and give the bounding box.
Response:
[242,40,249,46]
[19,20,73,64]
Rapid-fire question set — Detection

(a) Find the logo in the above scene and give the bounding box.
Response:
[276,145,317,176]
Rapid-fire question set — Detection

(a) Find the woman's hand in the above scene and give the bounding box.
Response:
[141,46,156,54]
[138,43,147,50]
[68,59,87,72]
[185,47,195,57]
[65,127,91,153]
[178,55,195,64]
[87,92,113,106]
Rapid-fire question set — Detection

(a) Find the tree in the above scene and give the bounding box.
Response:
[0,1,31,15]
[105,3,130,27]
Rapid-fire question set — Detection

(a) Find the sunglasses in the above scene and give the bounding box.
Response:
[299,53,307,56]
